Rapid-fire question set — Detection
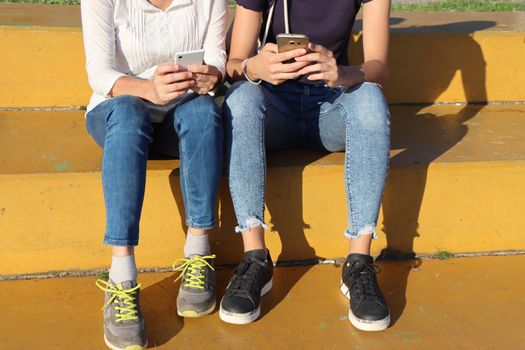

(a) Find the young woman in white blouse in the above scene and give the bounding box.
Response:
[81,1,226,349]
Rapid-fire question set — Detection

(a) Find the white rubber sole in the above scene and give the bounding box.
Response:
[104,334,147,350]
[219,279,273,325]
[340,282,390,332]
[177,300,216,318]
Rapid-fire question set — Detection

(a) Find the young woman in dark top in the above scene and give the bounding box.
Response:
[220,0,391,331]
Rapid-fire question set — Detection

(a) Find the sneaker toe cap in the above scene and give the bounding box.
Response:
[221,296,256,314]
[352,301,389,321]
[106,323,147,348]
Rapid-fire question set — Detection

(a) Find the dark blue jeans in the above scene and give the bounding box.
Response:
[86,94,223,246]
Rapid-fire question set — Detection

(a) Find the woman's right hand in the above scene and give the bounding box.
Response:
[245,43,309,85]
[149,64,195,105]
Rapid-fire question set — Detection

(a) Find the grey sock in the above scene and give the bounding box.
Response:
[184,231,210,257]
[109,255,138,285]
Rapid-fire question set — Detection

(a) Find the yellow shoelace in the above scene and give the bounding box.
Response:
[96,279,141,322]
[173,255,216,289]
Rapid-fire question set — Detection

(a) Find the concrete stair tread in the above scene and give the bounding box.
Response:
[1,104,524,175]
[1,255,524,348]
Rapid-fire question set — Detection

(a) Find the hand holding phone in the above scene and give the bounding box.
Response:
[295,42,346,88]
[187,64,222,95]
[174,49,221,94]
[150,63,194,105]
[246,42,310,85]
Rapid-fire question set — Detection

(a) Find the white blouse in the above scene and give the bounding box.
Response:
[81,0,227,114]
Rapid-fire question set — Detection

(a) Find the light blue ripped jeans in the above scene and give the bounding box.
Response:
[223,80,390,239]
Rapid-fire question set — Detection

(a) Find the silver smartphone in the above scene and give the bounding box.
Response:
[175,49,205,69]
[276,34,310,53]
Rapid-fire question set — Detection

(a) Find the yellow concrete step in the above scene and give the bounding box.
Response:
[1,3,524,107]
[1,255,524,348]
[1,104,524,275]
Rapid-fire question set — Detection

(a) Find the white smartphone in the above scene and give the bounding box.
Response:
[175,49,205,69]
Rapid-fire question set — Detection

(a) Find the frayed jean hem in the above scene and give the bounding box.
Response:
[235,217,268,233]
[344,225,378,240]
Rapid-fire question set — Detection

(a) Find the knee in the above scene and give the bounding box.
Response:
[107,95,150,127]
[343,82,390,131]
[178,95,222,136]
[224,81,265,126]
[192,95,221,121]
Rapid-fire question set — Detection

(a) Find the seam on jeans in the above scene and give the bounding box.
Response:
[261,93,268,223]
[176,109,193,224]
[317,89,346,118]
[260,86,277,116]
[342,102,356,237]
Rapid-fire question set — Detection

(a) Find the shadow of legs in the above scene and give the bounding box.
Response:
[375,255,422,326]
[260,150,327,318]
[141,274,184,347]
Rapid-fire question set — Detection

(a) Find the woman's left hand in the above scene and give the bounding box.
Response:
[295,43,348,88]
[188,65,222,94]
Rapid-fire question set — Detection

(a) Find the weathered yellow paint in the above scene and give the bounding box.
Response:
[0,26,90,107]
[2,105,524,175]
[1,104,524,275]
[1,256,525,348]
[1,160,524,275]
[1,12,524,107]
[347,31,525,103]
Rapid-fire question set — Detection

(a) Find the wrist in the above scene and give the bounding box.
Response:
[337,66,351,88]
[243,57,261,83]
[145,80,158,103]
[212,67,223,88]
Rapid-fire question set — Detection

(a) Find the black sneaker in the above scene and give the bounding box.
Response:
[219,249,273,324]
[341,253,390,331]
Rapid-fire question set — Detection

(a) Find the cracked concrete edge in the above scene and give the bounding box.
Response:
[1,250,524,281]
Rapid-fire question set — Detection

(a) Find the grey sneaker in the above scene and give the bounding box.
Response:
[173,254,216,317]
[96,279,147,350]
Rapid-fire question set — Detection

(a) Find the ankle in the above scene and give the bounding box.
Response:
[241,227,266,252]
[348,235,372,256]
[184,229,211,257]
[112,246,134,257]
[109,254,138,284]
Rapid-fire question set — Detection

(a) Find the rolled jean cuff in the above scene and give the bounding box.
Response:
[235,217,268,233]
[344,225,378,240]
[186,220,216,230]
[103,237,139,247]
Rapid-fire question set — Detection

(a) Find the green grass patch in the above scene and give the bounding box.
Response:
[2,0,80,4]
[3,0,524,11]
[434,249,455,260]
[392,0,525,12]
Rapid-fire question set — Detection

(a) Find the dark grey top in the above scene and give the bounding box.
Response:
[236,0,370,65]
